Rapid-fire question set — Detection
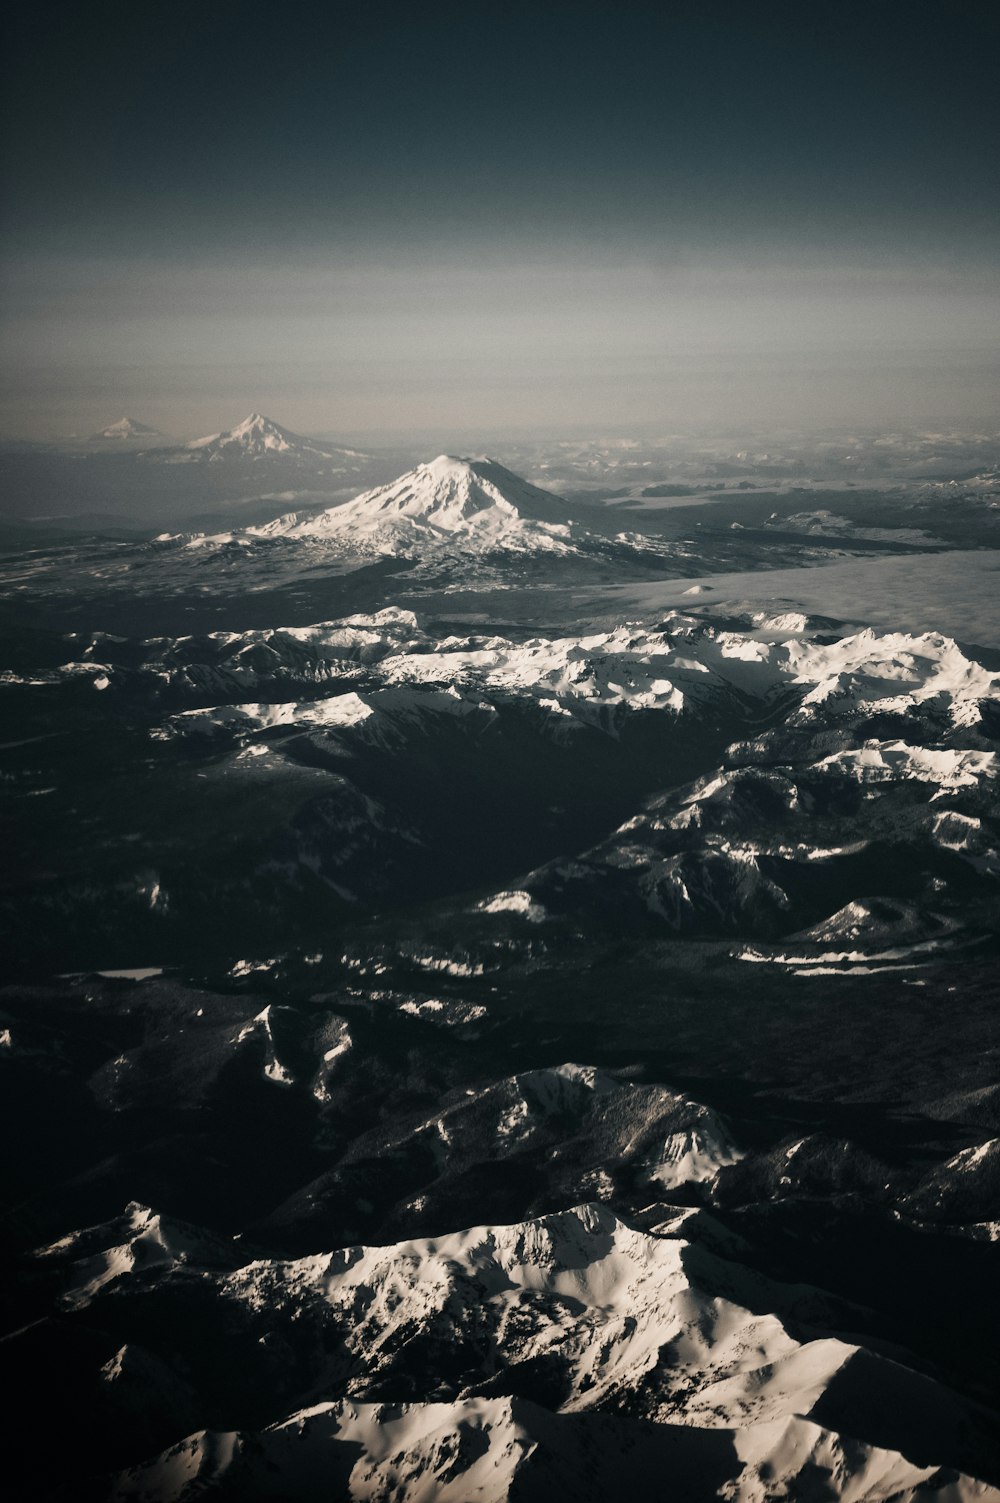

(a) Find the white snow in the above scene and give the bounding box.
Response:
[815,742,996,791]
[478,889,548,922]
[408,955,485,977]
[162,608,1000,749]
[251,453,577,557]
[47,1192,1000,1501]
[109,1400,1000,1503]
[72,1196,996,1496]
[234,1005,296,1086]
[94,416,159,440]
[648,1113,744,1190]
[945,1139,997,1174]
[181,413,344,463]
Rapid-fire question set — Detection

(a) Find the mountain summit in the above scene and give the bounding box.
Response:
[174,413,367,469]
[185,413,324,461]
[256,454,577,554]
[91,416,161,441]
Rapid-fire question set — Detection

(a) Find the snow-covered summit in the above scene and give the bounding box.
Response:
[254,454,577,554]
[112,1399,1000,1503]
[91,416,161,441]
[786,627,1000,729]
[49,1197,1000,1502]
[184,413,322,461]
[175,413,365,466]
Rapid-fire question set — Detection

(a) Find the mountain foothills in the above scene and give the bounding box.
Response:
[1,430,999,1500]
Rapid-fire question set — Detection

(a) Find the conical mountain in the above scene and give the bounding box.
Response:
[91,416,161,441]
[180,413,364,464]
[256,454,577,554]
[185,413,314,460]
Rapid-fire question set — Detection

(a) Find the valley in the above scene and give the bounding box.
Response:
[1,431,998,1500]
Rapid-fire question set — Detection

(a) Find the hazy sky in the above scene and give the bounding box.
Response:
[2,0,997,438]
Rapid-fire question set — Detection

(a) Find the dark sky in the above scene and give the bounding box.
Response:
[2,0,998,436]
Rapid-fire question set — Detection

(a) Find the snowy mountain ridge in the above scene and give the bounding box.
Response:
[39,1200,1000,1501]
[148,611,1000,741]
[19,607,998,954]
[110,1399,1000,1503]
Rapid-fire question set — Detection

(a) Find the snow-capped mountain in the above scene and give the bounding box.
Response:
[13,607,998,971]
[5,413,1000,1503]
[516,728,998,950]
[254,1064,744,1248]
[40,1200,1000,1499]
[132,412,367,468]
[111,1398,1000,1503]
[139,610,998,747]
[91,416,162,441]
[252,453,579,555]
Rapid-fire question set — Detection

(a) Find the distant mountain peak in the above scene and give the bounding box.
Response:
[165,412,372,469]
[231,412,283,438]
[92,416,160,441]
[186,412,300,457]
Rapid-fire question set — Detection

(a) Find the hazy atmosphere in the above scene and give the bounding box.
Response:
[3,0,998,437]
[3,6,1000,1502]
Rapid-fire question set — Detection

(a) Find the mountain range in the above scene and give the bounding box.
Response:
[1,430,999,1501]
[30,1197,1000,1501]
